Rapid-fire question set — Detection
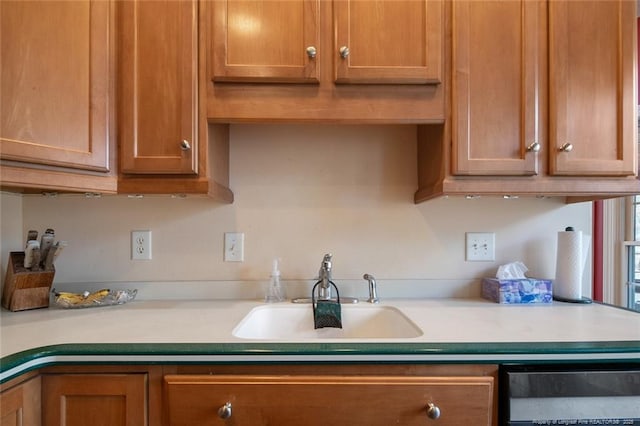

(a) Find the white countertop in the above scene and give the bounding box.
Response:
[2,298,639,358]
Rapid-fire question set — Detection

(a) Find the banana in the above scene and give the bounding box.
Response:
[54,291,85,305]
[54,289,111,306]
[84,289,110,304]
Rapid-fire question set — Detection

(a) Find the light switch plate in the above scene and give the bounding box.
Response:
[466,232,495,261]
[224,232,244,262]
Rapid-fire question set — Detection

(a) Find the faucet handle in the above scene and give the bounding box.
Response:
[363,273,379,304]
[319,253,333,278]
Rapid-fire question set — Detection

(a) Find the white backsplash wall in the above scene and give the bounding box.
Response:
[5,124,591,294]
[0,192,23,283]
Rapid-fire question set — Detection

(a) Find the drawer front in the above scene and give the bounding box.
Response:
[165,375,494,425]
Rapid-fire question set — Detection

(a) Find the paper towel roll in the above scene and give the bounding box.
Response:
[554,228,589,301]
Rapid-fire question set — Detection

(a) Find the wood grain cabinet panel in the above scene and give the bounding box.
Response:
[451,0,543,176]
[548,0,637,177]
[415,0,638,202]
[212,0,320,83]
[0,376,41,426]
[0,0,111,172]
[117,0,233,201]
[206,0,445,122]
[119,0,198,175]
[451,0,636,179]
[211,0,441,86]
[335,0,442,84]
[42,374,146,426]
[0,0,117,194]
[165,374,494,425]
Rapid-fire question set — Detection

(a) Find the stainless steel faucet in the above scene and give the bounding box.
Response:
[291,253,358,304]
[363,273,379,303]
[318,253,333,300]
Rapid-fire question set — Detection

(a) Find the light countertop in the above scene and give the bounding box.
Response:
[1,298,639,383]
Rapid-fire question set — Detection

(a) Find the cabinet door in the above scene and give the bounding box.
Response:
[549,0,637,176]
[165,374,494,425]
[0,0,111,172]
[42,374,146,426]
[211,0,320,83]
[119,0,198,174]
[334,0,442,84]
[451,0,543,176]
[0,376,41,426]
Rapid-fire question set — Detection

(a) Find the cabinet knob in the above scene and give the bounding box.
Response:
[217,402,232,419]
[559,142,573,152]
[306,46,317,58]
[180,140,191,151]
[426,402,441,420]
[526,142,541,153]
[339,46,350,59]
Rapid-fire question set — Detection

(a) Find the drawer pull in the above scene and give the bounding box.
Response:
[306,46,317,58]
[217,402,232,419]
[526,142,541,153]
[180,139,192,151]
[426,402,441,420]
[559,142,573,152]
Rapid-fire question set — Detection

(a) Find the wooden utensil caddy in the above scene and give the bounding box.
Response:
[2,251,54,311]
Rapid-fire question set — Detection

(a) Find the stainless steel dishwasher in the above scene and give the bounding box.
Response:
[500,363,640,425]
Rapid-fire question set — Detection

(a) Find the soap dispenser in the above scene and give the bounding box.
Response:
[265,258,286,303]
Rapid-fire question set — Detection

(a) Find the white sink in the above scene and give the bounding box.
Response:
[232,304,423,340]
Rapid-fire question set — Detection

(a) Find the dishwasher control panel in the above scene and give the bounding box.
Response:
[500,363,640,425]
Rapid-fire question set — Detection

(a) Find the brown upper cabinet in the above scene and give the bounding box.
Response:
[1,0,635,200]
[119,0,198,175]
[416,0,638,202]
[548,0,636,177]
[0,0,117,193]
[207,0,445,122]
[118,0,233,201]
[334,0,442,85]
[211,0,321,83]
[211,0,442,85]
[450,0,543,177]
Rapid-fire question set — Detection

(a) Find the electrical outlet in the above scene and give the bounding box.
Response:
[224,232,244,262]
[466,232,495,261]
[131,230,152,260]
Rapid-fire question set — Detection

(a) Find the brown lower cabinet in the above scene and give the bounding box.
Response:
[42,374,147,426]
[0,364,497,426]
[165,374,494,425]
[0,374,40,426]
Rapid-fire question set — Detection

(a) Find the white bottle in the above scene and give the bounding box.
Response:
[265,258,286,303]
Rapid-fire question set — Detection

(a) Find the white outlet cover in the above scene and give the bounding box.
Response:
[131,230,152,260]
[466,232,495,262]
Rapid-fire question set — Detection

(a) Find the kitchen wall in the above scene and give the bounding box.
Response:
[1,124,592,299]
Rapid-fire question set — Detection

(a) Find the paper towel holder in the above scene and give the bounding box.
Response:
[552,294,593,304]
[552,226,593,304]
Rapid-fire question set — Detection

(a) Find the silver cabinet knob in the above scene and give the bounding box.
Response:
[339,46,350,59]
[180,140,191,151]
[306,46,317,58]
[559,142,573,152]
[526,142,541,153]
[217,402,232,419]
[426,402,441,420]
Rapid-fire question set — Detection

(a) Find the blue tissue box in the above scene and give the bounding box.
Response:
[481,278,553,304]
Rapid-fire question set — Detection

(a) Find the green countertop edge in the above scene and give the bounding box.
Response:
[2,340,640,384]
